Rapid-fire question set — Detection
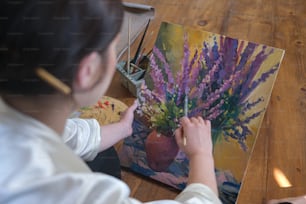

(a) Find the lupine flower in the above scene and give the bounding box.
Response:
[138,34,279,150]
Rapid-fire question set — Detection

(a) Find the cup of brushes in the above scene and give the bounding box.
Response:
[116,19,151,97]
[116,54,149,97]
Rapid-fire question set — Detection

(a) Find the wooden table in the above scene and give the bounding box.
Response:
[106,0,306,203]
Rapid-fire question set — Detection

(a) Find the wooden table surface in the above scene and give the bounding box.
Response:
[106,0,306,203]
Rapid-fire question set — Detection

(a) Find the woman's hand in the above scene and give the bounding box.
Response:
[119,100,138,137]
[99,100,138,151]
[175,116,218,195]
[175,116,213,158]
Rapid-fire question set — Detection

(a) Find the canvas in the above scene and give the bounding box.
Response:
[118,22,285,203]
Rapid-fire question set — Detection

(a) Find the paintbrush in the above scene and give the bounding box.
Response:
[127,17,131,75]
[131,19,150,65]
[183,94,188,146]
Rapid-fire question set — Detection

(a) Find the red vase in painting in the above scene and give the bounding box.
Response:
[145,129,179,172]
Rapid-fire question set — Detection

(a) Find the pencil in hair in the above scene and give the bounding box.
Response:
[36,67,71,95]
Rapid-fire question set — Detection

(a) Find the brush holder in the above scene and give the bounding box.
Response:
[116,61,145,97]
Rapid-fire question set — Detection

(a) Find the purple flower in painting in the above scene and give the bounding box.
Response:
[241,97,264,115]
[149,54,166,100]
[153,46,176,95]
[176,35,191,105]
[138,33,280,151]
[188,50,201,88]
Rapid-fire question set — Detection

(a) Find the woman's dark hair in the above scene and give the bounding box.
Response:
[0,0,123,94]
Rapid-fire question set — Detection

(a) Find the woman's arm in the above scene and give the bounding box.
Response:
[98,100,138,151]
[175,117,219,196]
[62,100,137,161]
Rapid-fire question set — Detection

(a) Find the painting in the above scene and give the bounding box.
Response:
[118,22,285,203]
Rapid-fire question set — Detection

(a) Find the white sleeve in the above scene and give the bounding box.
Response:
[62,118,101,161]
[3,173,221,204]
[174,184,222,204]
[143,183,221,204]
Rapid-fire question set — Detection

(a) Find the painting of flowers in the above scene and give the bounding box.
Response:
[118,22,285,203]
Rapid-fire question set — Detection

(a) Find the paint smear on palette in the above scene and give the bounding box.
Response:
[119,22,285,203]
[72,96,128,126]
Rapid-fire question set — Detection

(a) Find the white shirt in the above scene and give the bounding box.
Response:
[0,98,221,204]
[62,118,102,161]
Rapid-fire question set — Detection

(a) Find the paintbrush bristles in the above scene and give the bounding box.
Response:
[36,67,71,95]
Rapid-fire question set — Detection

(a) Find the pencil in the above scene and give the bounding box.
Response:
[183,95,188,146]
[36,67,71,95]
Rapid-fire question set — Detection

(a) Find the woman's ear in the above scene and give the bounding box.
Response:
[74,52,102,90]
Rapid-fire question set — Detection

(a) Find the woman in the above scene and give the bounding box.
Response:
[0,0,221,203]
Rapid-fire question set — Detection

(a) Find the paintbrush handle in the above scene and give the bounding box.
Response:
[184,95,188,117]
[131,19,150,64]
[183,95,188,146]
